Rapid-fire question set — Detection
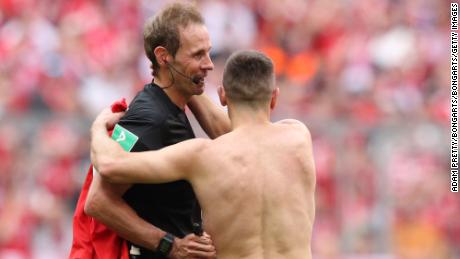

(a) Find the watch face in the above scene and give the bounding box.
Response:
[159,241,170,253]
[158,233,174,255]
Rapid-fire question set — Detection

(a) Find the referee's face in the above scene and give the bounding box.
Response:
[172,23,214,97]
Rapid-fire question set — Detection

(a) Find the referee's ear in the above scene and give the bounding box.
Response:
[154,46,169,66]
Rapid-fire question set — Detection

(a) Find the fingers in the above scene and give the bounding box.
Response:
[105,112,125,131]
[109,110,125,124]
[197,236,211,245]
[202,232,211,239]
[95,108,125,131]
[172,234,216,259]
[188,242,215,253]
[186,234,216,258]
[188,233,213,245]
[184,233,212,245]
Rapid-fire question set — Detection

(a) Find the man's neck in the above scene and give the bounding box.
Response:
[228,105,271,130]
[154,77,190,110]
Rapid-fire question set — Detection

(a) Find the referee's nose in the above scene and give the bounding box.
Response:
[201,52,214,71]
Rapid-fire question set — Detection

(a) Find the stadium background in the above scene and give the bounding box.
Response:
[0,0,456,258]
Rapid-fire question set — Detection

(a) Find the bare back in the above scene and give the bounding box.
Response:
[189,121,316,259]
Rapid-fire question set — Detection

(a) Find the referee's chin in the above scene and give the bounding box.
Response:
[192,85,205,95]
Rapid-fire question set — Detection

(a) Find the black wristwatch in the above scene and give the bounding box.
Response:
[157,233,175,256]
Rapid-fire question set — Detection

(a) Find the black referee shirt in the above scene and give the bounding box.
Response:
[117,83,200,258]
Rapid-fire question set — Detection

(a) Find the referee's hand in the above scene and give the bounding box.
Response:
[169,233,216,259]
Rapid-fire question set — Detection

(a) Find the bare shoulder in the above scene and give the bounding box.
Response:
[158,137,212,173]
[276,118,305,127]
[276,119,311,137]
[179,138,212,153]
[159,138,213,162]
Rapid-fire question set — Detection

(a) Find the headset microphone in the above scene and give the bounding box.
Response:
[165,60,201,85]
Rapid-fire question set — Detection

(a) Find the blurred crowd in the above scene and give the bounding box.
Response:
[0,0,456,258]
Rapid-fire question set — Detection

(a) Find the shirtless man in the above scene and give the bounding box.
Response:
[91,50,316,259]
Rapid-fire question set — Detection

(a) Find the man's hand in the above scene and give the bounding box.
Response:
[170,232,216,259]
[91,107,126,178]
[93,107,126,132]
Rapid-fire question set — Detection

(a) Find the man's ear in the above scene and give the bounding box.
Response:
[154,46,169,66]
[218,86,227,107]
[270,87,279,110]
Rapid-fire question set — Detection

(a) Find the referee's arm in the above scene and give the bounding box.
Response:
[85,174,166,250]
[85,108,166,250]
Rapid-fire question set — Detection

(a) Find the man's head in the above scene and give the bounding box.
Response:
[220,50,278,110]
[144,2,203,74]
[144,2,213,96]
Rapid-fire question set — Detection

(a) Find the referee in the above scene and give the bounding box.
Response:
[82,2,229,258]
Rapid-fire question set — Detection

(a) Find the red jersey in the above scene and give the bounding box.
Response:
[69,99,129,259]
[69,166,129,259]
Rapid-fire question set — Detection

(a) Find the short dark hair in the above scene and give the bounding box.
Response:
[144,2,204,76]
[223,50,275,105]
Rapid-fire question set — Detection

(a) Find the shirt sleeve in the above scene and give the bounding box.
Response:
[133,125,164,152]
[117,116,165,152]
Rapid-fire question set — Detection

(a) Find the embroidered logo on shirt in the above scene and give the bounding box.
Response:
[111,124,139,151]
